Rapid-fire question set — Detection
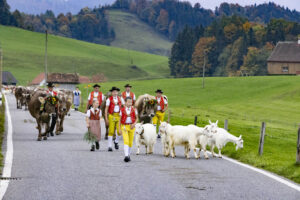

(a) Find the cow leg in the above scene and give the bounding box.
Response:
[145,145,148,155]
[37,119,42,141]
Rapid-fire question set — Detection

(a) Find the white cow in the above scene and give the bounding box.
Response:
[159,122,212,159]
[198,127,244,158]
[135,123,157,155]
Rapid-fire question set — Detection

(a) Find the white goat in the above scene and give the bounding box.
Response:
[159,122,212,159]
[135,123,157,155]
[198,127,244,158]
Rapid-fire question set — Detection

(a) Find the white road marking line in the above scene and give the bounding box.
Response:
[0,95,14,199]
[204,151,300,192]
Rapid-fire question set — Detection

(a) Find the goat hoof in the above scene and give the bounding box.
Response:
[205,157,209,159]
[37,138,42,141]
[43,136,47,140]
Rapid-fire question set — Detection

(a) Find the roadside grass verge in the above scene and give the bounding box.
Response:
[0,96,5,175]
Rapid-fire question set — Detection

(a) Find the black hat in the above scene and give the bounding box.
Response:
[110,86,120,92]
[93,84,101,88]
[124,84,132,88]
[155,89,163,94]
[47,82,54,87]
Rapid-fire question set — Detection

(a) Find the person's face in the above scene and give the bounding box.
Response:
[125,87,131,92]
[94,87,99,92]
[112,90,118,96]
[93,100,99,108]
[156,92,162,97]
[76,88,79,91]
[126,99,132,107]
[48,87,53,91]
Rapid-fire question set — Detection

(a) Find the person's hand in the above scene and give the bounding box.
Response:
[130,124,135,129]
[105,119,109,127]
[87,124,90,128]
[119,129,122,135]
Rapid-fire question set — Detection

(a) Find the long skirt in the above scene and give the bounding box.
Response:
[73,95,80,107]
[89,120,101,141]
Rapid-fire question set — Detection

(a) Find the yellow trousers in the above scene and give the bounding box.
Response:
[121,125,135,147]
[152,111,165,126]
[108,113,120,136]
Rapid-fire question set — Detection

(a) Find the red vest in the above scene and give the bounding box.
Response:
[47,90,58,96]
[90,109,100,120]
[122,91,134,100]
[120,107,136,125]
[89,91,103,106]
[156,96,166,110]
[108,96,122,114]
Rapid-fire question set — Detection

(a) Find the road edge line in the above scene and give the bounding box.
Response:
[0,95,14,199]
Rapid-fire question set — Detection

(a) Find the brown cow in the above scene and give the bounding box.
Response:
[135,94,158,124]
[55,91,72,135]
[15,86,24,109]
[28,92,58,141]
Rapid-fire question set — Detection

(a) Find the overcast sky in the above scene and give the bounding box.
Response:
[184,0,300,11]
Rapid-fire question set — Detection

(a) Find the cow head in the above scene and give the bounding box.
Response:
[39,96,57,116]
[236,135,244,150]
[142,98,157,118]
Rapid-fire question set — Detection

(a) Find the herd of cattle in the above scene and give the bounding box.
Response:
[10,86,243,159]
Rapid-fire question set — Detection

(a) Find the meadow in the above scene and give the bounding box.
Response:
[0,25,169,85]
[108,10,172,56]
[78,76,300,183]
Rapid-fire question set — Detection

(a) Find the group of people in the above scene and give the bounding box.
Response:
[84,84,168,162]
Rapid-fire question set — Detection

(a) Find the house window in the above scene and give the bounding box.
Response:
[282,66,289,72]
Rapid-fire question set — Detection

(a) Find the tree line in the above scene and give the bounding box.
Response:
[112,0,300,40]
[169,16,300,77]
[0,0,115,45]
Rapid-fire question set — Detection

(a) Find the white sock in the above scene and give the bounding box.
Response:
[128,147,131,156]
[108,136,113,148]
[124,145,129,157]
[115,135,119,144]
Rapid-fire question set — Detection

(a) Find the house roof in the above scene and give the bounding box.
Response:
[79,75,91,83]
[47,73,79,84]
[2,71,18,84]
[267,41,300,63]
[30,73,45,85]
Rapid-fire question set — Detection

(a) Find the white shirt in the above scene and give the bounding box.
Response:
[125,91,136,101]
[157,96,168,111]
[120,106,138,124]
[88,91,105,101]
[106,96,125,113]
[86,108,102,118]
[73,90,81,95]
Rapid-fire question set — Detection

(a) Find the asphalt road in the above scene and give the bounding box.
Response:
[2,94,300,200]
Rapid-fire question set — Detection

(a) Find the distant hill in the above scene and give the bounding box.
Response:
[7,0,114,15]
[0,25,169,84]
[108,10,172,56]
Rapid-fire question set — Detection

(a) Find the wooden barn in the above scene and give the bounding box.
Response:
[267,39,300,75]
[2,71,18,85]
[47,73,80,90]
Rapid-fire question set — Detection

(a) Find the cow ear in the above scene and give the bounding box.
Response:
[38,97,45,104]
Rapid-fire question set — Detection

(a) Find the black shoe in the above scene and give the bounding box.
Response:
[157,134,161,139]
[95,142,99,150]
[114,142,119,150]
[50,132,54,137]
[90,145,95,151]
[124,156,130,162]
[128,156,131,162]
[108,147,113,152]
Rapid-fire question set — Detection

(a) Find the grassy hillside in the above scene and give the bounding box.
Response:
[108,10,172,56]
[78,76,300,183]
[0,25,169,85]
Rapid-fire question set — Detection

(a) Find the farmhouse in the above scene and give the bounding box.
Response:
[2,71,18,85]
[267,39,300,75]
[47,73,80,90]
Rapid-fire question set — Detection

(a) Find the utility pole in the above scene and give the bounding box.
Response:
[44,30,48,85]
[0,45,3,90]
[202,52,206,89]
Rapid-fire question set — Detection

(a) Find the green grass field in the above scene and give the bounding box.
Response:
[0,25,170,85]
[108,10,172,56]
[78,76,300,183]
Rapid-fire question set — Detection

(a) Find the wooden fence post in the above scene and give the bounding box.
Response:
[194,116,198,125]
[224,119,228,130]
[297,125,300,164]
[258,122,266,156]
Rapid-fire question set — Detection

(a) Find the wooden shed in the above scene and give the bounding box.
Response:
[267,40,300,75]
[47,73,80,90]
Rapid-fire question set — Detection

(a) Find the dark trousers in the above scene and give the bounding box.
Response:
[49,114,57,133]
